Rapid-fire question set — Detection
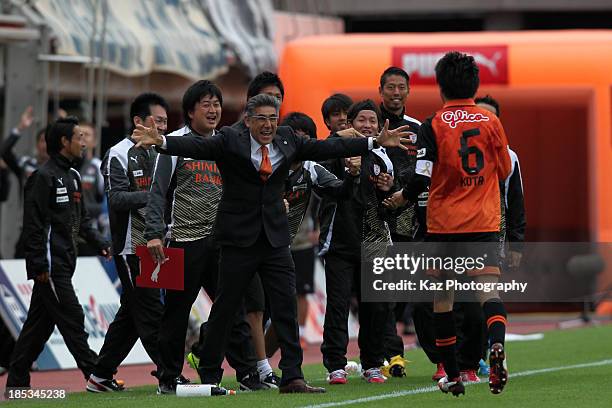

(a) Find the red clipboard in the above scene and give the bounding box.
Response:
[135,246,184,290]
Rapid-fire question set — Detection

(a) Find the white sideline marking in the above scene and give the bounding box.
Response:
[300,359,612,408]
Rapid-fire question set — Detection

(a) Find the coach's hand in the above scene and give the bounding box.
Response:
[336,127,361,139]
[133,116,164,148]
[147,239,167,264]
[36,271,49,284]
[375,120,413,151]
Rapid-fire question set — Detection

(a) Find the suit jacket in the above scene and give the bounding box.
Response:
[160,125,370,248]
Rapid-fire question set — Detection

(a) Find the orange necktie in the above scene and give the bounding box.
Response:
[259,145,272,181]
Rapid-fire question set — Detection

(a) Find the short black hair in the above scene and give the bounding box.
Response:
[380,66,410,89]
[347,99,382,130]
[182,80,223,127]
[321,93,353,124]
[246,71,284,101]
[46,116,79,155]
[435,51,480,100]
[280,112,317,139]
[130,93,169,128]
[475,94,500,117]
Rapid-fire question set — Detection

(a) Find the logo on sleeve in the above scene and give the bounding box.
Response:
[417,148,426,158]
[133,170,144,177]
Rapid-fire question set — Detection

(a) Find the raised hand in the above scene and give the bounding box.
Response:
[133,116,163,148]
[17,106,34,131]
[375,120,414,150]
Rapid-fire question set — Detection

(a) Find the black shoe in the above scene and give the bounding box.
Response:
[86,377,125,392]
[239,372,266,391]
[157,375,191,395]
[261,371,281,389]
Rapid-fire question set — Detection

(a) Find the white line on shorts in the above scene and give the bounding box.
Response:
[300,359,612,408]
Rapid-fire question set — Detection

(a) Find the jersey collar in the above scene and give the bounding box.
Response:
[443,98,476,109]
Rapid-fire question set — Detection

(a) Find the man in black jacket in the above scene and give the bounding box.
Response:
[133,93,411,393]
[145,81,263,394]
[5,117,110,390]
[87,93,169,392]
[378,66,421,377]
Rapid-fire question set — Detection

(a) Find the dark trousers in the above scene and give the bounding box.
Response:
[93,255,163,379]
[321,253,386,372]
[383,303,405,359]
[198,233,302,386]
[158,237,257,383]
[412,302,484,370]
[6,272,98,387]
[0,319,15,368]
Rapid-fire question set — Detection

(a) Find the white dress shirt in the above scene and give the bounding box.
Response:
[250,135,284,173]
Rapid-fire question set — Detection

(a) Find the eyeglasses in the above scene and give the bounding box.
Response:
[197,101,222,110]
[249,115,278,124]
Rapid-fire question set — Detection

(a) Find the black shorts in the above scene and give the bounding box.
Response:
[292,247,315,295]
[425,232,500,277]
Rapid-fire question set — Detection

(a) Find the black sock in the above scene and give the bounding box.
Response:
[434,311,460,379]
[483,299,507,346]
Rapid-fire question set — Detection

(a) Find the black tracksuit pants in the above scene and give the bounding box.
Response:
[6,271,98,387]
[93,255,163,379]
[321,252,386,372]
[383,303,405,359]
[413,301,484,370]
[157,237,257,383]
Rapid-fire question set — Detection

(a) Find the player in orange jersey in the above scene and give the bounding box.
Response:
[386,51,511,397]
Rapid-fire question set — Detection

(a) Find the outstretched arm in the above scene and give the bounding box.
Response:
[296,120,414,162]
[132,116,223,161]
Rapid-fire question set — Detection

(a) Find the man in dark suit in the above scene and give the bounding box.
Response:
[133,94,411,393]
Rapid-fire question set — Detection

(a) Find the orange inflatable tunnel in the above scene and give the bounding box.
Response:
[279,30,612,242]
[279,30,612,301]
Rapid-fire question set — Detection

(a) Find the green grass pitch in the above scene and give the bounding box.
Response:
[5,324,612,407]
